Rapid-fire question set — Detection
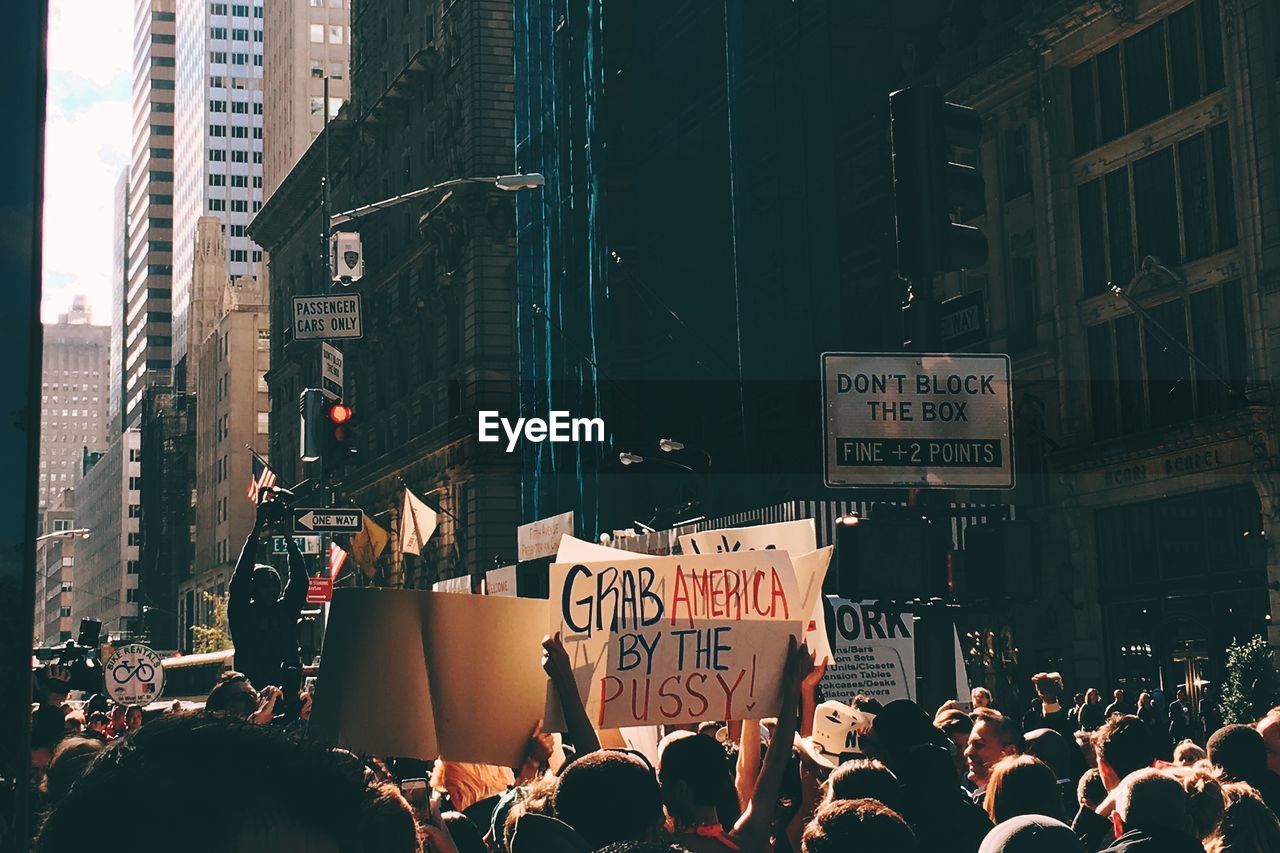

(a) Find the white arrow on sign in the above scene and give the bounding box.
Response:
[293,510,364,532]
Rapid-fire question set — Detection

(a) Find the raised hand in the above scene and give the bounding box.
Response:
[541,632,574,684]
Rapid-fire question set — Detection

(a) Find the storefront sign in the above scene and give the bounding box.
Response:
[1082,441,1249,496]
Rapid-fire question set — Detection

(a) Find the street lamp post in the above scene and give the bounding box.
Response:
[35,528,91,543]
[328,173,545,231]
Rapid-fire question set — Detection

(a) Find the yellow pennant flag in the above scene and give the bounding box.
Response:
[350,512,389,578]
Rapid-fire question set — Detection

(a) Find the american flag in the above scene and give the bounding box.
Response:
[329,542,348,579]
[246,453,278,503]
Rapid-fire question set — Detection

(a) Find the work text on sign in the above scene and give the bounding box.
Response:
[822,353,1014,489]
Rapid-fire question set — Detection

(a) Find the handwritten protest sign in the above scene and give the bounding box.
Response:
[679,518,815,557]
[556,534,636,562]
[824,596,971,704]
[793,547,834,665]
[485,565,517,596]
[518,511,575,561]
[311,589,547,767]
[549,552,803,729]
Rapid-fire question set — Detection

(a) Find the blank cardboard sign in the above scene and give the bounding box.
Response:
[311,588,548,768]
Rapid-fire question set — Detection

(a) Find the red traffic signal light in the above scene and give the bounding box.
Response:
[328,402,353,425]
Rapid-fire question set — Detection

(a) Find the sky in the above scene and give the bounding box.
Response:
[42,0,133,325]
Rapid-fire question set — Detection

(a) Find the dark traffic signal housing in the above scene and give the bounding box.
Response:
[299,388,358,465]
[889,86,988,276]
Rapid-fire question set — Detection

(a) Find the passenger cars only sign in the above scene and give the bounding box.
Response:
[822,352,1013,489]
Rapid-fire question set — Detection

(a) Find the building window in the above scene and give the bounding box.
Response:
[127,561,140,574]
[230,249,248,262]
[231,101,248,114]
[211,26,227,39]
[310,97,324,116]
[210,124,227,137]
[209,198,226,212]
[60,607,72,618]
[209,150,226,161]
[310,24,324,43]
[1002,126,1031,201]
[252,126,262,139]
[253,102,263,115]
[1076,123,1236,297]
[1088,279,1248,439]
[310,61,324,78]
[211,51,227,64]
[211,2,227,13]
[329,25,343,44]
[330,62,343,79]
[231,52,249,65]
[1071,0,1225,155]
[128,533,142,546]
[252,250,262,262]
[232,3,249,14]
[232,126,248,138]
[231,199,248,212]
[231,27,249,40]
[230,174,247,187]
[209,174,226,186]
[230,149,247,163]
[126,589,139,603]
[210,100,226,113]
[230,224,246,236]
[257,412,269,434]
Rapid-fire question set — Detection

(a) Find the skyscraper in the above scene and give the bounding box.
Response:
[172,0,266,384]
[38,298,110,510]
[262,0,349,198]
[123,0,177,427]
[109,168,128,432]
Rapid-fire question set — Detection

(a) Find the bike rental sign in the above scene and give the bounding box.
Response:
[105,643,166,705]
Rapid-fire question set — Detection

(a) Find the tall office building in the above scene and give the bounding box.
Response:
[262,0,349,198]
[109,169,128,432]
[173,0,266,383]
[75,428,142,638]
[123,0,177,427]
[39,299,111,510]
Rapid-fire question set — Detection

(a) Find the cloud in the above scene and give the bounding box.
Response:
[41,0,132,324]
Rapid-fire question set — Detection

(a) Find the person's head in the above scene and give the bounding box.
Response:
[251,563,281,604]
[983,754,1065,825]
[935,709,974,753]
[1093,715,1156,792]
[1208,782,1280,853]
[1032,673,1063,703]
[1072,693,1085,708]
[1023,728,1069,780]
[977,815,1082,853]
[554,750,663,848]
[1113,768,1189,837]
[430,761,515,813]
[44,737,104,805]
[965,710,1022,788]
[1173,739,1206,766]
[109,704,126,727]
[972,687,993,709]
[656,730,731,823]
[1086,688,1100,704]
[125,705,144,732]
[1176,686,1187,702]
[824,758,905,814]
[1168,766,1225,842]
[86,712,109,735]
[1113,688,1124,702]
[1255,709,1280,775]
[36,713,418,853]
[1137,692,1151,710]
[1077,768,1106,810]
[84,694,109,716]
[205,671,258,720]
[31,705,68,768]
[801,798,916,853]
[441,811,487,853]
[1208,724,1270,783]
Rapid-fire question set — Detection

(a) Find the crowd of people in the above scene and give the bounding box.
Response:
[26,644,1280,852]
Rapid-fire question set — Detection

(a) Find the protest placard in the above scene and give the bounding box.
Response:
[548,551,803,729]
[311,589,547,767]
[432,575,473,594]
[678,518,816,557]
[556,534,636,562]
[793,547,834,665]
[518,511,575,561]
[485,565,517,596]
[823,596,971,705]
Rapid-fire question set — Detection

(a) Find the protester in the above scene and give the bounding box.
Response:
[125,705,144,734]
[227,496,308,710]
[554,751,664,849]
[1022,728,1074,805]
[1077,769,1106,812]
[824,758,907,815]
[1098,768,1203,852]
[83,712,109,742]
[978,815,1083,853]
[1208,781,1280,853]
[936,710,975,785]
[965,710,1023,797]
[41,737,103,808]
[204,670,283,724]
[107,704,127,738]
[1172,739,1205,766]
[982,755,1066,825]
[800,798,916,853]
[1135,693,1163,741]
[1207,723,1280,816]
[1200,688,1224,743]
[1078,689,1106,732]
[1071,715,1157,851]
[1104,689,1132,720]
[1167,765,1225,844]
[1022,673,1073,742]
[1256,706,1280,777]
[1167,688,1194,745]
[1067,694,1086,731]
[972,688,994,710]
[36,713,418,852]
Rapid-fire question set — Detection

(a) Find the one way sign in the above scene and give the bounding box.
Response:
[293,509,364,534]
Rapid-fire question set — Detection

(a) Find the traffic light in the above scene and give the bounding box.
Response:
[889,86,988,276]
[300,388,325,463]
[834,507,950,601]
[325,399,357,463]
[959,519,1036,602]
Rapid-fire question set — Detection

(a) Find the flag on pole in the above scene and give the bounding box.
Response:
[400,488,438,556]
[350,513,389,579]
[329,542,348,579]
[246,453,278,503]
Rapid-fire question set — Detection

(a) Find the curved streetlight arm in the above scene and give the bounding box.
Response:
[35,528,91,543]
[329,173,544,230]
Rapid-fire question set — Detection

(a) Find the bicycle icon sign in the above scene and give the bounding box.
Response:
[105,644,165,705]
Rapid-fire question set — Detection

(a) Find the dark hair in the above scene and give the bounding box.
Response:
[1078,768,1107,809]
[826,759,906,815]
[554,751,662,848]
[658,732,731,807]
[205,672,256,718]
[32,706,67,752]
[1208,724,1269,782]
[45,737,104,805]
[971,708,1024,751]
[441,811,486,853]
[802,798,916,853]
[1023,727,1070,779]
[1094,715,1156,780]
[36,713,417,853]
[983,755,1066,824]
